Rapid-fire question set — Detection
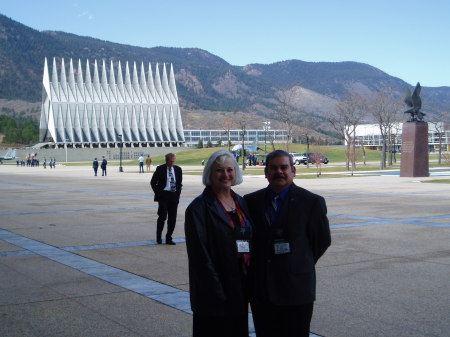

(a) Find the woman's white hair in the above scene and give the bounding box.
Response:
[202,150,243,186]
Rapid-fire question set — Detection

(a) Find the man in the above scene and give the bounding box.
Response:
[139,155,144,173]
[145,155,152,172]
[101,156,107,176]
[150,153,182,245]
[93,157,99,176]
[244,150,331,337]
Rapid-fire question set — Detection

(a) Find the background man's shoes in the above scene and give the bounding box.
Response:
[166,240,176,245]
[156,239,162,244]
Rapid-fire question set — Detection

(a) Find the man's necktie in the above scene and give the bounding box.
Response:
[168,168,176,192]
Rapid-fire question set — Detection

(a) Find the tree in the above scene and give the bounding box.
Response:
[328,92,364,173]
[368,89,402,169]
[236,112,253,171]
[275,88,299,153]
[221,116,235,152]
[197,139,204,149]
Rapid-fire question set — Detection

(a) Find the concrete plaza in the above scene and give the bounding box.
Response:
[0,164,449,337]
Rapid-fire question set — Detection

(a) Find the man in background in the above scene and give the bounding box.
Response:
[145,155,152,172]
[150,153,182,245]
[139,155,144,173]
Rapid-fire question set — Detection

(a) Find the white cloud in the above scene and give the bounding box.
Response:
[78,11,95,20]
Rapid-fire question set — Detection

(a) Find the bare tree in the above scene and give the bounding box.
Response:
[328,92,365,173]
[221,116,235,152]
[236,113,253,171]
[368,89,402,169]
[429,120,447,165]
[276,88,299,153]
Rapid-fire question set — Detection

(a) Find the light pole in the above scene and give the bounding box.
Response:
[118,134,123,172]
[263,121,271,154]
[65,139,69,163]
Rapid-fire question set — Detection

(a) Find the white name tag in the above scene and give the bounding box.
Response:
[236,240,250,253]
[274,241,291,255]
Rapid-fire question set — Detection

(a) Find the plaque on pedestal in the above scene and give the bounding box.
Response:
[400,122,429,177]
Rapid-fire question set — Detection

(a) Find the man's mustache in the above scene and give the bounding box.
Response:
[273,175,286,179]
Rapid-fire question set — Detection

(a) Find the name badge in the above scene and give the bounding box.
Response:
[274,241,291,255]
[236,240,250,253]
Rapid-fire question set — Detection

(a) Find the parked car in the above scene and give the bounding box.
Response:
[303,152,329,164]
[289,152,308,165]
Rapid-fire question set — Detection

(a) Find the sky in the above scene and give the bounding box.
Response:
[1,0,449,87]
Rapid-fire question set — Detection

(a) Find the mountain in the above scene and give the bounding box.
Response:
[0,13,448,136]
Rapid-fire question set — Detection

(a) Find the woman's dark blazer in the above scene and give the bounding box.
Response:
[244,183,331,306]
[185,187,253,316]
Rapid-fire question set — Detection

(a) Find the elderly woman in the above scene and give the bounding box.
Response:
[185,150,253,337]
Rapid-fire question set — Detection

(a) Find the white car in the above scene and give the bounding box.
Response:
[289,152,307,165]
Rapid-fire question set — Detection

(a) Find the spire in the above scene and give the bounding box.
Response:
[139,62,149,102]
[132,61,141,101]
[162,63,171,103]
[101,60,110,101]
[154,63,164,103]
[92,59,101,101]
[51,58,60,100]
[109,60,117,102]
[169,64,178,102]
[59,58,68,100]
[68,59,77,101]
[76,59,85,100]
[147,62,156,101]
[124,61,133,101]
[84,59,93,101]
[116,61,125,102]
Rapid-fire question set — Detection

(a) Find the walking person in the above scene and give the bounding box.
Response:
[145,155,152,172]
[93,158,99,176]
[185,150,253,337]
[101,156,107,176]
[244,150,331,337]
[150,153,182,245]
[139,155,144,173]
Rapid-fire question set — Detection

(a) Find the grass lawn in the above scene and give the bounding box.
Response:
[58,145,450,179]
[422,179,450,184]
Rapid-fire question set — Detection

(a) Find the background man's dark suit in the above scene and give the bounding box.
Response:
[245,184,331,337]
[150,162,182,244]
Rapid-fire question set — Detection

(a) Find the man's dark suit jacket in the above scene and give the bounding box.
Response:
[150,164,182,202]
[244,183,331,306]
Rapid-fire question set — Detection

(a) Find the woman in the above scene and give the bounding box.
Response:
[185,150,253,337]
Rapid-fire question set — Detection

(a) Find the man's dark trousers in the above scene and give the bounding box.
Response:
[251,302,313,337]
[156,191,179,242]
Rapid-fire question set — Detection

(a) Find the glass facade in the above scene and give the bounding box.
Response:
[183,129,288,146]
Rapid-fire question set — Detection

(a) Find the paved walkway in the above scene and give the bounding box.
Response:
[0,164,449,337]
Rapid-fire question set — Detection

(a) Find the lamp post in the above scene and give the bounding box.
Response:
[65,139,69,163]
[263,121,271,154]
[118,134,123,172]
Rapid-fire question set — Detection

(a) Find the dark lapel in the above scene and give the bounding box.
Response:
[203,188,234,229]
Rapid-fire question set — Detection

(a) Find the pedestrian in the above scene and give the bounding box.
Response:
[145,155,152,172]
[101,156,107,176]
[93,158,99,176]
[139,155,144,173]
[53,157,56,168]
[185,150,253,337]
[244,150,331,337]
[49,158,53,168]
[150,153,182,245]
[43,158,47,169]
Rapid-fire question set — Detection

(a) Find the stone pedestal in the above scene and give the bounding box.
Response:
[400,122,429,177]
